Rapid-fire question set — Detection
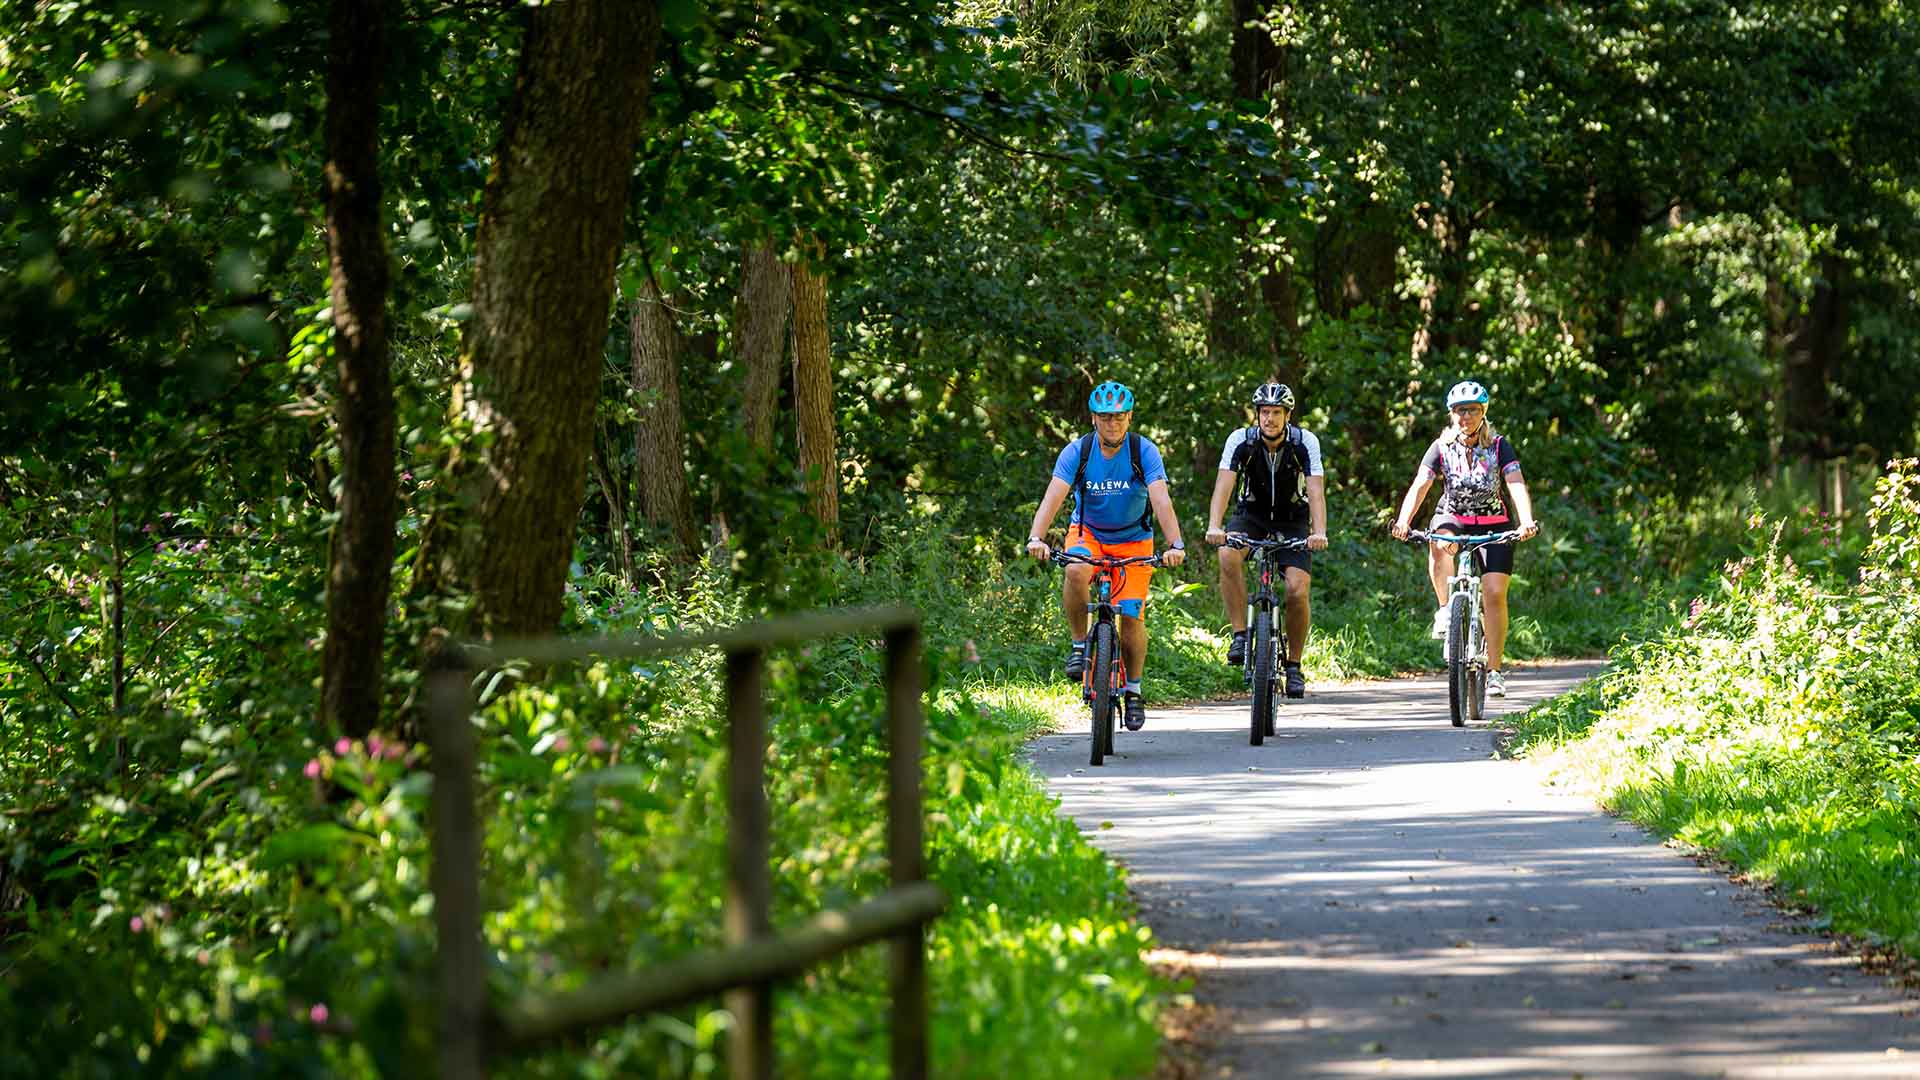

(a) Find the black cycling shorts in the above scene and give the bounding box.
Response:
[1428,517,1514,575]
[1224,511,1312,574]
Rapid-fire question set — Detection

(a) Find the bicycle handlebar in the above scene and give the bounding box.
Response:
[1049,550,1166,569]
[1222,533,1313,552]
[1405,528,1528,547]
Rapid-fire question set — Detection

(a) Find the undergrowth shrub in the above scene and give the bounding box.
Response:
[0,597,1165,1077]
[1508,459,1920,957]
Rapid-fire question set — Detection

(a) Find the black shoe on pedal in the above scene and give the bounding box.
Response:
[1284,664,1305,698]
[1226,631,1248,667]
[1122,692,1146,731]
[1064,640,1088,680]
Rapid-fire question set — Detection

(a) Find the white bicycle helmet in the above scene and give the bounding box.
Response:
[1445,380,1489,408]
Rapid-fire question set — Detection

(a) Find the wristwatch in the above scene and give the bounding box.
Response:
[1168,540,1185,550]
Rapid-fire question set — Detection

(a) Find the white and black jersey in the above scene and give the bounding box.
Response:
[1218,425,1323,527]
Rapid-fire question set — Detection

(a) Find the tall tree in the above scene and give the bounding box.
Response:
[735,242,792,451]
[319,0,396,737]
[789,239,839,544]
[630,271,698,553]
[423,0,663,639]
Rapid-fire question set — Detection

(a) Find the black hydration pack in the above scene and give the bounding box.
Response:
[1228,424,1311,524]
[1070,431,1152,534]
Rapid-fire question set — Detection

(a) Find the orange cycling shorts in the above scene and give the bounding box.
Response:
[1064,525,1155,618]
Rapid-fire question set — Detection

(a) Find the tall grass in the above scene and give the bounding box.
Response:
[1507,460,1920,958]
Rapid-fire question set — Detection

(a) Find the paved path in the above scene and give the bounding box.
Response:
[1029,660,1918,1078]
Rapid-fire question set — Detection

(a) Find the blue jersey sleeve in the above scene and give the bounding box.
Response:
[1051,440,1082,485]
[1138,438,1168,486]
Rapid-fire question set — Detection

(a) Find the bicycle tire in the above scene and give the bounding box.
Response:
[1446,593,1470,727]
[1089,622,1117,766]
[1468,613,1487,723]
[1250,608,1274,746]
[1104,652,1123,759]
[1268,621,1286,736]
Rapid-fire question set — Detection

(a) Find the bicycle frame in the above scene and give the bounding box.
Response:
[1408,529,1522,726]
[1051,550,1162,766]
[1224,534,1310,746]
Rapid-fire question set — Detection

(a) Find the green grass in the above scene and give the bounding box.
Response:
[1504,462,1920,960]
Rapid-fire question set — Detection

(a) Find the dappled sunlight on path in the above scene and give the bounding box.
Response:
[1030,661,1918,1077]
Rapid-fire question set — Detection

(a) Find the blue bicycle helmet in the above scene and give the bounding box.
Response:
[1088,380,1135,413]
[1445,380,1489,408]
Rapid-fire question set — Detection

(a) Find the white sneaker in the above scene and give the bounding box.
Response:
[1430,607,1450,639]
[1487,670,1507,697]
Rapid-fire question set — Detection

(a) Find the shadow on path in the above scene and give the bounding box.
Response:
[1029,661,1918,1078]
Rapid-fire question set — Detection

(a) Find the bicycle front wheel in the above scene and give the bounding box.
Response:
[1089,622,1117,766]
[1250,608,1274,746]
[1446,593,1470,727]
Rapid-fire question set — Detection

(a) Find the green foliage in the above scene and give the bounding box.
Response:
[1506,459,1920,958]
[0,555,1167,1077]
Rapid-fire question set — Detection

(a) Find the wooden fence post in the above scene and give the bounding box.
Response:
[724,647,773,1080]
[429,644,487,1080]
[884,624,928,1080]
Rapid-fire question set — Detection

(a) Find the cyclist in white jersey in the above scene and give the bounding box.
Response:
[1203,381,1327,699]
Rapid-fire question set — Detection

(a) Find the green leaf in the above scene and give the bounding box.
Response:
[261,823,367,869]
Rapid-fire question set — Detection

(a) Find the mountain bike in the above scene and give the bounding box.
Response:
[1051,549,1164,766]
[1405,528,1525,727]
[1223,534,1312,747]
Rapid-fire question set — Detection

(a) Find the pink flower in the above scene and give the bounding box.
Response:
[367,735,385,757]
[197,950,212,966]
[588,736,609,755]
[309,1003,329,1024]
[382,742,405,760]
[1593,585,1603,595]
[129,916,145,933]
[551,735,572,754]
[334,737,352,756]
[304,759,322,779]
[962,639,981,664]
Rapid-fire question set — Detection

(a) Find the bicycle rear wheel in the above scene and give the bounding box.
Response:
[1089,622,1117,766]
[1250,608,1274,746]
[1446,593,1470,727]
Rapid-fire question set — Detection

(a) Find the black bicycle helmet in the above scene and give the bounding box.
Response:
[1250,381,1296,409]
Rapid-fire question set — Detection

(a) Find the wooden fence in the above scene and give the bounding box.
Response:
[425,605,942,1079]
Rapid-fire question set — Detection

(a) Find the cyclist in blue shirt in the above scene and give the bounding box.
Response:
[1026,381,1188,731]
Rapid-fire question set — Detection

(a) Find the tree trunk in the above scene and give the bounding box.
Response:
[1228,0,1299,380]
[1590,186,1645,377]
[736,242,792,452]
[1314,194,1399,319]
[630,272,697,553]
[320,0,395,738]
[1411,170,1477,364]
[1778,252,1847,472]
[590,428,636,584]
[789,240,839,546]
[422,0,661,640]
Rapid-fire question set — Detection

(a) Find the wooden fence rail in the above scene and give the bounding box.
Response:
[425,605,939,1079]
